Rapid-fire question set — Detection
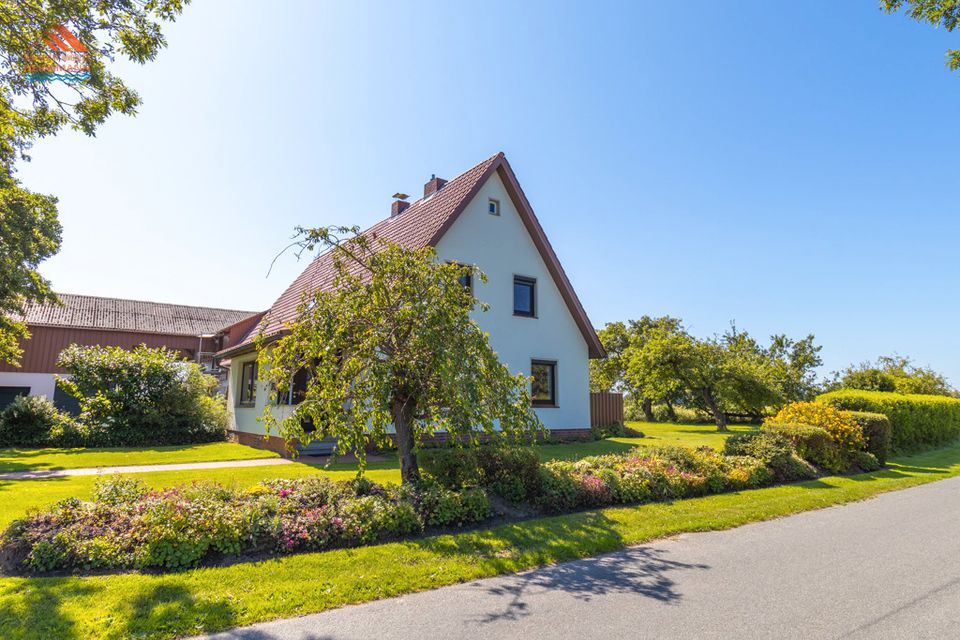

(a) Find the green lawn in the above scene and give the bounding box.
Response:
[626,420,756,450]
[0,442,279,473]
[2,440,960,639]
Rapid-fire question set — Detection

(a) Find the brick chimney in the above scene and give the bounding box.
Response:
[423,174,447,198]
[391,193,410,217]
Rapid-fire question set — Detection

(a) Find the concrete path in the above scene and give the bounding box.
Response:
[201,475,960,640]
[0,456,296,480]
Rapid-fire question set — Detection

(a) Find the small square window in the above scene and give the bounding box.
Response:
[513,276,536,317]
[531,360,557,407]
[238,361,257,406]
[488,198,500,215]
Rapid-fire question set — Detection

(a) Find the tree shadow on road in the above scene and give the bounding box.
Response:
[466,544,709,625]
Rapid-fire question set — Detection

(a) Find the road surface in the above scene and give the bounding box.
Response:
[202,475,960,639]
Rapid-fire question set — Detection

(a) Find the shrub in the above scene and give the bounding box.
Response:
[846,411,892,464]
[418,448,480,488]
[0,395,74,447]
[406,480,490,527]
[769,402,865,454]
[92,476,148,506]
[591,422,626,439]
[56,344,228,447]
[818,390,960,451]
[535,462,581,513]
[475,446,541,503]
[762,422,845,474]
[723,431,816,482]
[850,450,881,473]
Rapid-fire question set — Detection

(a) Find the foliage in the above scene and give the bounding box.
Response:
[769,402,865,454]
[0,474,492,574]
[0,1,188,365]
[829,356,956,397]
[847,411,893,464]
[258,226,542,482]
[723,431,817,482]
[590,421,626,439]
[818,389,960,451]
[534,445,774,513]
[0,394,75,447]
[419,445,541,503]
[626,320,821,431]
[882,1,960,72]
[761,423,846,473]
[851,450,882,472]
[56,344,227,447]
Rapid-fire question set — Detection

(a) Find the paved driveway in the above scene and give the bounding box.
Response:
[202,475,960,640]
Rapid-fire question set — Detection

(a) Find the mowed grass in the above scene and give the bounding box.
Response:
[0,442,279,473]
[2,439,960,639]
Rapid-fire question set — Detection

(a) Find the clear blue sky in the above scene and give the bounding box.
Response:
[18,1,960,384]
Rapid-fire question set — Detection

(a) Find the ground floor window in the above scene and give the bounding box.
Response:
[531,360,557,407]
[238,361,257,406]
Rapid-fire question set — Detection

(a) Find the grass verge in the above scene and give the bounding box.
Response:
[0,443,279,473]
[1,441,959,639]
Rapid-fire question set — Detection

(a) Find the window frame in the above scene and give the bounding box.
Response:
[238,361,257,407]
[530,359,558,407]
[488,198,500,216]
[513,275,537,318]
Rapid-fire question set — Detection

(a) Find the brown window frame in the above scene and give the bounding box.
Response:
[513,275,536,318]
[531,359,557,407]
[238,361,257,407]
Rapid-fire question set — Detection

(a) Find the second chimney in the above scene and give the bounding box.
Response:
[391,193,410,217]
[423,174,447,198]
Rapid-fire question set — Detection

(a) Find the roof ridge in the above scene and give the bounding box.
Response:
[46,292,258,315]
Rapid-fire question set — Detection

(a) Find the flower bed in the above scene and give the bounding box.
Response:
[0,475,488,574]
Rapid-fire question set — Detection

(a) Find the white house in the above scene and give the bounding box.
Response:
[216,152,605,453]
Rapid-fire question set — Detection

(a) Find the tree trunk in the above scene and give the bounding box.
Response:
[392,398,420,483]
[664,400,678,423]
[641,397,655,422]
[701,389,728,432]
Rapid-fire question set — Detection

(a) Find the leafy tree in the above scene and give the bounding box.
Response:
[0,1,188,364]
[57,343,227,446]
[831,355,956,396]
[882,1,960,72]
[257,227,543,482]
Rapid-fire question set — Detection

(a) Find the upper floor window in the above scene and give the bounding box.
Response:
[531,360,557,407]
[488,198,500,216]
[238,361,257,406]
[513,276,536,317]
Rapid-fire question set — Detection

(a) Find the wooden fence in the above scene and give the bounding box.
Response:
[590,392,624,427]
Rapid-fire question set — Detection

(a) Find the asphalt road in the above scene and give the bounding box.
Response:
[202,475,960,640]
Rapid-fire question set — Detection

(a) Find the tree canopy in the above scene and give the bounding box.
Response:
[258,227,543,482]
[882,0,960,72]
[0,0,188,364]
[830,355,956,396]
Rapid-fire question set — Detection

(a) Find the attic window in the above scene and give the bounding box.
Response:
[488,198,500,216]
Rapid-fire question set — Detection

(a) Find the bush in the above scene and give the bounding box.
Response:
[418,448,480,488]
[818,390,960,451]
[55,344,228,447]
[724,431,817,482]
[591,423,626,439]
[762,422,846,474]
[476,446,541,503]
[0,475,491,575]
[846,411,892,464]
[0,395,75,447]
[769,402,865,454]
[850,450,881,473]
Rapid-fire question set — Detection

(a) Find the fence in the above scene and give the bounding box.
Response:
[590,392,624,427]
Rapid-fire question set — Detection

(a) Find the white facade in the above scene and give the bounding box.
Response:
[0,372,58,399]
[228,170,591,435]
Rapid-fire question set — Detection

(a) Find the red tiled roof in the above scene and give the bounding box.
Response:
[22,293,259,337]
[220,152,605,359]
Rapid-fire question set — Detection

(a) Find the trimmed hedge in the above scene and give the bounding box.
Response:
[818,390,960,451]
[723,431,817,482]
[762,422,846,473]
[419,445,541,503]
[847,411,892,464]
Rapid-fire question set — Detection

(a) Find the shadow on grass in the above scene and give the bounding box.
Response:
[0,579,99,639]
[467,545,708,625]
[120,583,236,638]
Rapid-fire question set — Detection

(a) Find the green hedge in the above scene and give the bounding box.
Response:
[761,422,845,473]
[847,411,892,464]
[818,390,960,451]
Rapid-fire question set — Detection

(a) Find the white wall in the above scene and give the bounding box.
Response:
[227,351,296,434]
[0,372,58,399]
[434,173,591,429]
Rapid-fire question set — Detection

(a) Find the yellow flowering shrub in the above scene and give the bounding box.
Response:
[769,402,865,453]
